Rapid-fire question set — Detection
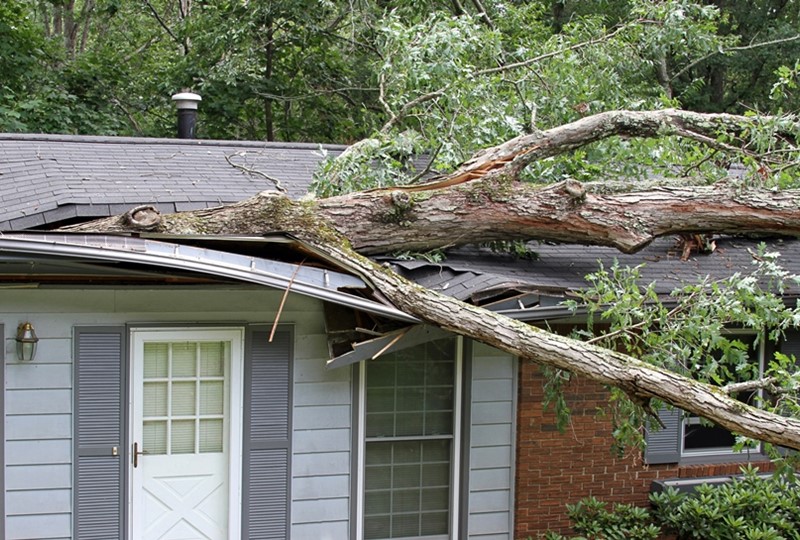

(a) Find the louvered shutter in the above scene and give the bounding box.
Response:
[242,326,292,539]
[644,407,682,464]
[73,327,126,540]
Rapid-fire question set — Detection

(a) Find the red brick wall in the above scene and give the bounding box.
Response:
[514,360,774,538]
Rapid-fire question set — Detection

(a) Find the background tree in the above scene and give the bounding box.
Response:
[4,0,798,139]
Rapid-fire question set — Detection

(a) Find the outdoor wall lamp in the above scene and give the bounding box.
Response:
[15,322,39,362]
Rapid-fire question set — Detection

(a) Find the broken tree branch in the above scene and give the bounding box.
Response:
[224,152,288,193]
[57,108,800,451]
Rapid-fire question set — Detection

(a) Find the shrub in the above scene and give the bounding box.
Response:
[650,467,800,540]
[541,467,800,540]
[539,496,661,540]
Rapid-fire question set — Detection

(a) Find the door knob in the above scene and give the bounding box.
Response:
[133,441,149,468]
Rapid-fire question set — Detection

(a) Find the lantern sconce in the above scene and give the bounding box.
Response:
[15,322,39,362]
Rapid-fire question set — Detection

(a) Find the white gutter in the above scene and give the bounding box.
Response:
[0,234,419,323]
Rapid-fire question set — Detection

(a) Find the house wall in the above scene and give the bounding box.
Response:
[515,362,776,537]
[1,288,342,540]
[2,288,517,540]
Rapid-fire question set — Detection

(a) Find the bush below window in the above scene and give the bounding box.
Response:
[540,467,800,540]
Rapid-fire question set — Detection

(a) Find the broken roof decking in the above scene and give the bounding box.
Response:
[385,236,800,312]
[0,133,343,230]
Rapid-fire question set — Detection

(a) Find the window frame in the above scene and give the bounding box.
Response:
[679,329,764,460]
[355,337,463,540]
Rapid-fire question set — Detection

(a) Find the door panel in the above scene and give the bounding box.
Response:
[130,329,243,540]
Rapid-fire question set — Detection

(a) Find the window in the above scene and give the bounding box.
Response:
[358,338,462,540]
[681,331,763,457]
[142,341,228,455]
[646,330,767,465]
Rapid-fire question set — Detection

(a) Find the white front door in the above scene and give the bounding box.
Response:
[130,329,244,540]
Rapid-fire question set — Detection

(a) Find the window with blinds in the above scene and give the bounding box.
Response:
[363,338,459,540]
[142,341,229,455]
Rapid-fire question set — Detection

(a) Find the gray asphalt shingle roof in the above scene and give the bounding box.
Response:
[0,133,342,230]
[4,132,800,306]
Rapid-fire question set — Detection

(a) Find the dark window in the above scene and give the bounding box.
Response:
[682,332,762,456]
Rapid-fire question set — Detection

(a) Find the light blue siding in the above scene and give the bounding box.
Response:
[5,464,71,490]
[292,520,350,539]
[469,342,517,539]
[1,288,343,540]
[3,288,517,540]
[290,330,354,537]
[6,513,71,540]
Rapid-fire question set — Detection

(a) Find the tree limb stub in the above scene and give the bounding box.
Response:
[124,205,161,231]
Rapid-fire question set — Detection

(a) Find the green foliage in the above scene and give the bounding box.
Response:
[650,467,800,540]
[566,245,800,458]
[544,469,800,540]
[311,132,427,197]
[3,0,797,169]
[542,496,660,540]
[541,365,572,432]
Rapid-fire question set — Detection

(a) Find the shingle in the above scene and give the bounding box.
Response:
[386,237,800,302]
[0,134,344,227]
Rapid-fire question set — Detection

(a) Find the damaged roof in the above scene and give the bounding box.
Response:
[382,236,800,317]
[0,133,342,230]
[0,232,418,323]
[2,132,797,319]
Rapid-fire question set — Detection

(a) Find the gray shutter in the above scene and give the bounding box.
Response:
[644,407,682,464]
[73,327,126,540]
[242,326,292,539]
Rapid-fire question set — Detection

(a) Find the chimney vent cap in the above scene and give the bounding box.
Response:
[171,92,202,110]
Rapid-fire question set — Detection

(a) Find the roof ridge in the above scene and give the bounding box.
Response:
[0,132,349,150]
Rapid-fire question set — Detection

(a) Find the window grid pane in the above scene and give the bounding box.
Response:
[142,340,228,456]
[364,338,455,539]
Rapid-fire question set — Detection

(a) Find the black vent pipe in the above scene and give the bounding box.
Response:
[171,92,202,139]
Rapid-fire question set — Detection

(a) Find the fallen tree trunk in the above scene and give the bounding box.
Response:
[318,240,800,452]
[64,182,800,254]
[61,107,800,450]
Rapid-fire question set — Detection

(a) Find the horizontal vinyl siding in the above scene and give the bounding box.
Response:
[4,333,73,540]
[291,330,353,538]
[0,288,326,540]
[468,343,516,540]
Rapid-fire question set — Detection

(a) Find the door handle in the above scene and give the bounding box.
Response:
[133,441,149,468]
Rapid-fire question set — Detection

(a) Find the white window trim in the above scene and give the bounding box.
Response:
[680,329,764,458]
[355,337,463,540]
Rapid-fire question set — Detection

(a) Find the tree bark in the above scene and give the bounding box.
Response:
[60,108,800,451]
[63,180,800,255]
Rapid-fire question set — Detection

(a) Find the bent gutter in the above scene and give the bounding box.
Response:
[0,234,418,323]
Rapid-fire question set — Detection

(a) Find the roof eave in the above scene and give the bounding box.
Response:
[0,233,418,323]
